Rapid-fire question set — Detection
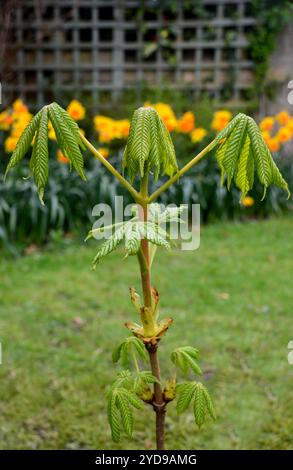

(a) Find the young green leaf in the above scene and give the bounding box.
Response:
[4,110,42,178]
[123,106,178,181]
[202,384,217,421]
[48,103,86,181]
[214,113,290,201]
[116,389,134,437]
[171,346,202,376]
[193,383,206,428]
[5,102,86,203]
[133,371,160,394]
[175,381,216,429]
[31,107,49,204]
[92,224,126,267]
[112,336,147,367]
[107,391,121,442]
[176,382,195,413]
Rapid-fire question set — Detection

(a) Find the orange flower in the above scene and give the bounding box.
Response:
[259,117,274,132]
[12,99,29,114]
[267,137,280,153]
[177,111,195,133]
[116,119,130,138]
[286,118,293,133]
[190,127,207,143]
[67,100,85,121]
[276,110,290,126]
[5,136,18,153]
[261,130,271,144]
[211,110,232,131]
[0,110,13,130]
[242,196,254,208]
[57,150,70,163]
[276,127,291,143]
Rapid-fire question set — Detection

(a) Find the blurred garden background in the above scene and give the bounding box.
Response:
[0,0,293,450]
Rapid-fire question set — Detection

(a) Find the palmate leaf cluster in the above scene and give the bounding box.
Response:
[171,346,202,376]
[213,113,290,201]
[86,204,185,267]
[107,385,144,442]
[5,102,86,204]
[122,106,178,181]
[107,338,216,441]
[112,336,148,367]
[171,346,216,428]
[107,368,158,442]
[176,382,216,428]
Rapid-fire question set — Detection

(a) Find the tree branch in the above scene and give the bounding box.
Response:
[79,131,142,203]
[147,137,218,203]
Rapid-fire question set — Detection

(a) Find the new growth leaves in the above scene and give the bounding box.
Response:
[5,102,86,204]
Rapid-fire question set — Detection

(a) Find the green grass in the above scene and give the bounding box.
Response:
[0,216,292,450]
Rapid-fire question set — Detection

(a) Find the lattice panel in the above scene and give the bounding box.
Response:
[1,0,257,109]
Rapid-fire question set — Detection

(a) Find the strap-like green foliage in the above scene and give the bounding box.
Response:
[107,387,143,441]
[87,203,181,267]
[112,336,148,367]
[5,102,86,204]
[171,346,202,376]
[214,113,290,201]
[90,220,170,267]
[123,106,178,181]
[176,382,216,428]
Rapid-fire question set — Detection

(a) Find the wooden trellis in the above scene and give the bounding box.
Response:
[2,0,257,109]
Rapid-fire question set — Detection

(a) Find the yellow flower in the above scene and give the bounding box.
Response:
[112,119,130,139]
[190,127,207,143]
[10,126,24,138]
[5,136,18,153]
[48,121,56,140]
[12,99,28,114]
[97,147,110,159]
[276,110,290,126]
[259,116,274,132]
[57,149,70,164]
[211,110,232,131]
[286,118,293,133]
[242,196,254,208]
[67,99,85,121]
[267,137,280,153]
[177,111,195,133]
[261,130,271,144]
[276,127,291,143]
[93,115,129,142]
[94,116,113,142]
[144,102,177,132]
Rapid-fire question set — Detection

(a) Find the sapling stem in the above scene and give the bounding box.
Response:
[138,172,166,450]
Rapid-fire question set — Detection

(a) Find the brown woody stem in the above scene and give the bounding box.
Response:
[137,172,166,450]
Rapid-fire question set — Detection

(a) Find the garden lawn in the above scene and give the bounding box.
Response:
[0,216,292,450]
